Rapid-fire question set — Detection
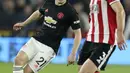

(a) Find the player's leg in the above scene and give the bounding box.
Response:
[23,57,55,73]
[77,41,93,71]
[78,43,116,73]
[79,59,97,73]
[24,65,34,73]
[13,38,39,73]
[23,37,56,73]
[77,41,100,73]
[13,51,29,73]
[26,48,55,73]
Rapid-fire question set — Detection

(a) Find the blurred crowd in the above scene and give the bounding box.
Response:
[0,0,130,39]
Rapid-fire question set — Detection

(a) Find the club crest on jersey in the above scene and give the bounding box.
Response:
[45,9,48,12]
[90,4,99,14]
[57,12,64,19]
[45,16,57,24]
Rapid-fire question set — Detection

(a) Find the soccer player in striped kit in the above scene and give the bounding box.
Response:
[68,0,127,73]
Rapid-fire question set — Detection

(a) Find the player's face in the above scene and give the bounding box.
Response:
[55,0,67,6]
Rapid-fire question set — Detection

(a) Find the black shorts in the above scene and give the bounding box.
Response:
[77,41,116,70]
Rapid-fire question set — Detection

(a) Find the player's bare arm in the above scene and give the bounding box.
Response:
[111,1,127,50]
[13,10,42,31]
[68,28,81,65]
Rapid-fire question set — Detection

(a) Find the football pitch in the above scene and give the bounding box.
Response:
[0,62,130,73]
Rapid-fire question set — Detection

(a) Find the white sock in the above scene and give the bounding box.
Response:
[13,70,23,73]
[13,66,23,73]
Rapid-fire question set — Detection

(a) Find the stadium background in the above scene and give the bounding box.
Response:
[0,0,130,73]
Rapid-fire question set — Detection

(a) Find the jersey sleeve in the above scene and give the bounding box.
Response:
[107,0,120,5]
[70,12,81,30]
[39,7,46,15]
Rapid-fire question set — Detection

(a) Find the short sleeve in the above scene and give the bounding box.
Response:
[107,0,120,5]
[39,7,46,15]
[70,12,81,30]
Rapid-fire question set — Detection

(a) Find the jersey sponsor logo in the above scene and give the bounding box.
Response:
[74,20,80,24]
[96,52,106,64]
[57,12,64,19]
[45,16,57,24]
[44,22,56,29]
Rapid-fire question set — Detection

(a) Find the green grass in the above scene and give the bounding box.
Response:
[0,62,130,73]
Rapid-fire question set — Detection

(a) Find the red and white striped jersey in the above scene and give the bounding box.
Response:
[86,0,120,45]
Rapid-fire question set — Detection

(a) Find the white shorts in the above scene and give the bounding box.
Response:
[19,37,56,73]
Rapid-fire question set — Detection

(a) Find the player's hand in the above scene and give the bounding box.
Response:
[13,22,24,31]
[67,53,76,66]
[117,31,127,50]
